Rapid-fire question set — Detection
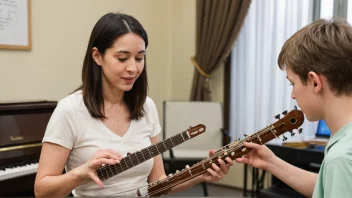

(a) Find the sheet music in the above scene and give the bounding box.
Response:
[0,0,28,46]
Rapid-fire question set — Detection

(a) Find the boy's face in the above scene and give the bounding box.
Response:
[286,67,322,121]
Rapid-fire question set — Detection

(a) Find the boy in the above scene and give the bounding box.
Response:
[236,19,352,198]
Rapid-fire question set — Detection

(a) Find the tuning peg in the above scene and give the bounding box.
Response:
[244,134,248,137]
[282,110,288,115]
[168,173,173,177]
[185,165,190,169]
[298,128,303,134]
[294,105,297,110]
[127,152,132,156]
[275,114,280,119]
[290,131,295,136]
[282,135,288,141]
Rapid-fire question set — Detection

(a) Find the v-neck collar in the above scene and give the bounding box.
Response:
[97,119,134,140]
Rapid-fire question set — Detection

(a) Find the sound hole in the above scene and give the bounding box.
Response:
[290,117,297,124]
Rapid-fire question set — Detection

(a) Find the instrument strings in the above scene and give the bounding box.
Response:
[97,132,187,175]
[106,124,282,197]
[147,125,275,196]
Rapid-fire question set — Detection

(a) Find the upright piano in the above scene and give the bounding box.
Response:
[0,101,57,196]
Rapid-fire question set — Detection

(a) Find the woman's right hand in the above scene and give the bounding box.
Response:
[71,149,123,188]
[235,142,276,170]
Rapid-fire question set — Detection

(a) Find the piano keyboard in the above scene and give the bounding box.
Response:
[0,161,38,181]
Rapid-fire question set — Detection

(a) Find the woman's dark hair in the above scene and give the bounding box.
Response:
[79,12,148,120]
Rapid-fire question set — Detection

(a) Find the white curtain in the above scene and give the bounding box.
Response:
[230,0,318,145]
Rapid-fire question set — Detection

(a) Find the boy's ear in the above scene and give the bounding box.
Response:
[92,47,102,66]
[308,71,322,93]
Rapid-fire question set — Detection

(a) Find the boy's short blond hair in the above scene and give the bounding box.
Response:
[278,19,352,96]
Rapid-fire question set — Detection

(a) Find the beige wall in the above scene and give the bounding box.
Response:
[0,0,171,110]
[0,0,224,114]
[0,0,223,120]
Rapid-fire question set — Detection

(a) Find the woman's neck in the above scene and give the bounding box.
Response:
[102,82,124,106]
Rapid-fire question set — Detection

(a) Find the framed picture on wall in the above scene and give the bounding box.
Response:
[0,0,31,50]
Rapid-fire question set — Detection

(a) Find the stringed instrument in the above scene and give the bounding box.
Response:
[137,109,304,197]
[97,124,206,181]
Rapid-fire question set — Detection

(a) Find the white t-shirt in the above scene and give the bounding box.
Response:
[42,91,161,197]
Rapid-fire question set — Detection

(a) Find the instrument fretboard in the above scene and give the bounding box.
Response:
[97,131,190,181]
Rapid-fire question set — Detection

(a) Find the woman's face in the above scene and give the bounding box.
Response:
[94,32,146,93]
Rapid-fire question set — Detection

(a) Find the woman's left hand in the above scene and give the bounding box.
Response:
[199,150,233,183]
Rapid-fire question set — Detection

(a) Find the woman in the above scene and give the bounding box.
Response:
[34,13,233,197]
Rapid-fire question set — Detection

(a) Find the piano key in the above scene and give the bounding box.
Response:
[0,163,38,181]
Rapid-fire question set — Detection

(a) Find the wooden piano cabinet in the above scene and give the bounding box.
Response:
[0,173,36,196]
[0,101,57,197]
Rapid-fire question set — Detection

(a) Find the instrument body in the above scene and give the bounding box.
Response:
[97,124,206,181]
[138,109,304,197]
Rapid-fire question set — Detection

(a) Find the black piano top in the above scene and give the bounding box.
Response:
[0,100,57,112]
[0,101,57,165]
